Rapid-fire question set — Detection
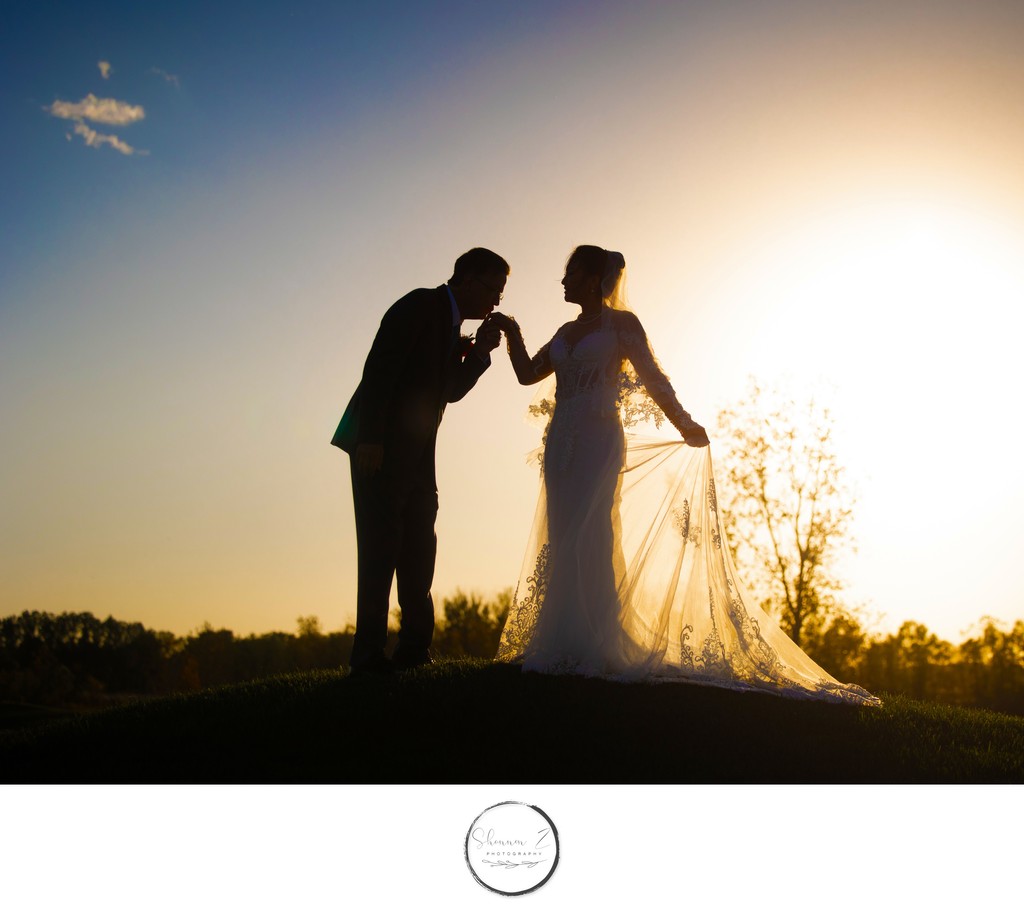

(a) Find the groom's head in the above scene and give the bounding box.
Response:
[449,247,509,320]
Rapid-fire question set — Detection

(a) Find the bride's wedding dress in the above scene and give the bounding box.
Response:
[495,306,879,706]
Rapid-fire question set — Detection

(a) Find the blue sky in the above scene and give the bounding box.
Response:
[7,1,604,265]
[3,1,531,279]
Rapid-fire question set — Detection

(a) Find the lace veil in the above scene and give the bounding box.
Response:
[601,249,628,310]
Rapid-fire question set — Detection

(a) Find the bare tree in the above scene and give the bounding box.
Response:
[715,379,854,647]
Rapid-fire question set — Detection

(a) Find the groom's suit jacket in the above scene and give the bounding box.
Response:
[332,285,489,488]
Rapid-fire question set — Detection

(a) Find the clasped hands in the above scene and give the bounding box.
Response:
[473,312,512,354]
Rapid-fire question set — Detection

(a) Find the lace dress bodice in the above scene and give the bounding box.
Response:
[532,307,702,435]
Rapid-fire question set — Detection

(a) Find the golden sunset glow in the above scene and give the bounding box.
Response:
[4,1,1024,644]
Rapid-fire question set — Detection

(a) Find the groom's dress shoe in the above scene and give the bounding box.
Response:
[349,655,394,678]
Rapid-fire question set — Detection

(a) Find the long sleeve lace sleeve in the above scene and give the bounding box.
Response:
[528,341,553,380]
[617,311,705,438]
[505,319,554,384]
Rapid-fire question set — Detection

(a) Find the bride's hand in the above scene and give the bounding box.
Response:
[487,312,518,333]
[682,424,710,447]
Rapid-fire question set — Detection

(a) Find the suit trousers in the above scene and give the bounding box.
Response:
[349,459,438,667]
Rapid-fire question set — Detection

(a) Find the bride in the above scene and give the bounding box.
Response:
[488,246,878,705]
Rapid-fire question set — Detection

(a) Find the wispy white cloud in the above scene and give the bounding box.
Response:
[68,121,141,156]
[47,92,146,155]
[150,67,181,88]
[98,60,112,80]
[47,93,144,125]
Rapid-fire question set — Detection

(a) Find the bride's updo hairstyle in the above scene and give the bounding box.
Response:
[569,245,627,309]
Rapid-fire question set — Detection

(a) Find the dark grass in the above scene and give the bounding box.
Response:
[0,701,78,731]
[2,660,1023,782]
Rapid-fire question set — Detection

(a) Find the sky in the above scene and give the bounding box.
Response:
[3,0,1024,642]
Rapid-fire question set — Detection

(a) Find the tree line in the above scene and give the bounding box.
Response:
[3,596,1024,715]
[803,612,1024,715]
[0,590,510,709]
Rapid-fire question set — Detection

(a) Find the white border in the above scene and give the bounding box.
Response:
[2,784,1016,909]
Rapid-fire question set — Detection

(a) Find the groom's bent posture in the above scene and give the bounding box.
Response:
[332,248,508,675]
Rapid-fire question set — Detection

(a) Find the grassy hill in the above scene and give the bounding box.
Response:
[2,660,1023,782]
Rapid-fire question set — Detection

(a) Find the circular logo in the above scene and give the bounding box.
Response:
[464,802,559,896]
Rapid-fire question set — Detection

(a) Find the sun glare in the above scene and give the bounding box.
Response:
[701,196,1024,636]
[722,199,1024,437]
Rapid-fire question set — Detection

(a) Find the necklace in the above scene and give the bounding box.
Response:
[576,310,602,324]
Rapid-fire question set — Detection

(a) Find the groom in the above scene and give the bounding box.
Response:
[332,248,508,675]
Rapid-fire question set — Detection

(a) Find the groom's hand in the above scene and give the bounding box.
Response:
[486,313,515,331]
[474,315,502,355]
[354,443,384,477]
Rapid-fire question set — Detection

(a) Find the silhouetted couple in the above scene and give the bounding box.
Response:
[332,246,878,703]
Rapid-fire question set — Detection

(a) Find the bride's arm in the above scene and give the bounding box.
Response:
[618,311,710,445]
[491,314,553,386]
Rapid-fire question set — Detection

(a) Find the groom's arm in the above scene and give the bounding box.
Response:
[446,316,501,402]
[447,350,490,402]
